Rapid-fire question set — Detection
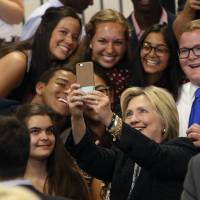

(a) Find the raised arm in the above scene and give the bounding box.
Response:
[173,0,200,41]
[68,84,87,144]
[0,0,24,24]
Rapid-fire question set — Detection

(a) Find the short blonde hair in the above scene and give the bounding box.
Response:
[120,86,179,141]
[182,19,200,34]
[0,186,40,200]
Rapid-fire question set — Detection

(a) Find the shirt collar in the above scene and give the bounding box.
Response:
[131,7,168,40]
[189,82,200,99]
[48,0,63,6]
[0,179,32,187]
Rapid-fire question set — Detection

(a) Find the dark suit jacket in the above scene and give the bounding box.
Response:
[66,123,198,200]
[181,154,200,200]
[21,185,71,200]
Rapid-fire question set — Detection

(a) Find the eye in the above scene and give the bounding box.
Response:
[46,126,55,135]
[114,40,124,46]
[29,128,41,135]
[156,46,168,54]
[125,110,133,118]
[138,108,148,113]
[97,39,107,44]
[142,43,151,51]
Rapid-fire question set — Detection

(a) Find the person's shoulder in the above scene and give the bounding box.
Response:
[3,51,27,67]
[190,153,200,166]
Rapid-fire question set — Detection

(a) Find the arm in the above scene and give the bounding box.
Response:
[0,0,24,24]
[117,123,197,178]
[67,85,116,181]
[173,0,200,41]
[0,51,27,97]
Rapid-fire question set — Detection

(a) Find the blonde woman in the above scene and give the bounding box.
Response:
[67,84,198,200]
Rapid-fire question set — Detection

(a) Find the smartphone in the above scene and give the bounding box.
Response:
[76,61,94,92]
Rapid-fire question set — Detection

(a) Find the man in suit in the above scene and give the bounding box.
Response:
[176,19,200,147]
[181,153,200,200]
[0,115,70,200]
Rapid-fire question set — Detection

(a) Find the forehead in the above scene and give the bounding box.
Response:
[27,115,53,127]
[179,29,200,48]
[54,17,80,30]
[144,32,166,44]
[49,70,76,82]
[94,22,126,38]
[127,95,153,109]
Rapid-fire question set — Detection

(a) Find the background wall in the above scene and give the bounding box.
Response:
[16,0,133,35]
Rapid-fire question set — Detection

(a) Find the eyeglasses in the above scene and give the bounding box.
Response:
[95,85,110,95]
[141,42,169,57]
[29,126,55,136]
[178,45,200,59]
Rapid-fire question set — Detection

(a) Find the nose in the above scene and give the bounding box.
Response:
[64,35,73,45]
[126,113,140,126]
[40,131,48,140]
[148,47,157,57]
[106,42,114,54]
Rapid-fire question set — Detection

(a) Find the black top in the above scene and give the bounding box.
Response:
[66,123,198,200]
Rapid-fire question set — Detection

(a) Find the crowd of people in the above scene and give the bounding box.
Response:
[0,0,200,200]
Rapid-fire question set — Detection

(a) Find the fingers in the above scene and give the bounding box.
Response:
[187,124,200,148]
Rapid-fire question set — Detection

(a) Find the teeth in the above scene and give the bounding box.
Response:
[59,45,69,53]
[146,59,159,66]
[58,98,68,104]
[103,55,115,62]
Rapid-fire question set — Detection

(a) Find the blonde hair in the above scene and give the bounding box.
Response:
[85,9,131,40]
[0,186,40,200]
[120,86,179,141]
[182,19,200,34]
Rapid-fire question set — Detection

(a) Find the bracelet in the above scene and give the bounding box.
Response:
[107,113,116,130]
[106,114,122,141]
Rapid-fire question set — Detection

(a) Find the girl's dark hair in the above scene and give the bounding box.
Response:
[136,23,184,99]
[29,6,82,88]
[0,6,82,94]
[16,104,90,200]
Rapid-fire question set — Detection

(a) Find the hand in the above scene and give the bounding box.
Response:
[83,90,113,126]
[187,124,200,148]
[68,83,85,119]
[185,0,200,11]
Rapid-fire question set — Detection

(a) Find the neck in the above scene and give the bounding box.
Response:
[134,5,162,30]
[24,158,47,180]
[31,95,43,104]
[146,73,163,85]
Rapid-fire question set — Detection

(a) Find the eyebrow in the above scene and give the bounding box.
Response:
[56,77,70,82]
[144,41,167,47]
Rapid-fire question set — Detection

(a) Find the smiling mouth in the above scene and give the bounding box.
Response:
[58,98,68,104]
[189,63,200,68]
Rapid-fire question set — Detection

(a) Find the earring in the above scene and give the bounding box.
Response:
[162,128,166,134]
[89,43,92,48]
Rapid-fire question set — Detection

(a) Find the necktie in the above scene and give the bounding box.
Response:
[188,88,200,127]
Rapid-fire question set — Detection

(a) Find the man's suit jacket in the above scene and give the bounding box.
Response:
[182,154,200,200]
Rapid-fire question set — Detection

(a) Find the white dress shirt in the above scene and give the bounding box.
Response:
[20,0,63,40]
[177,82,199,137]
